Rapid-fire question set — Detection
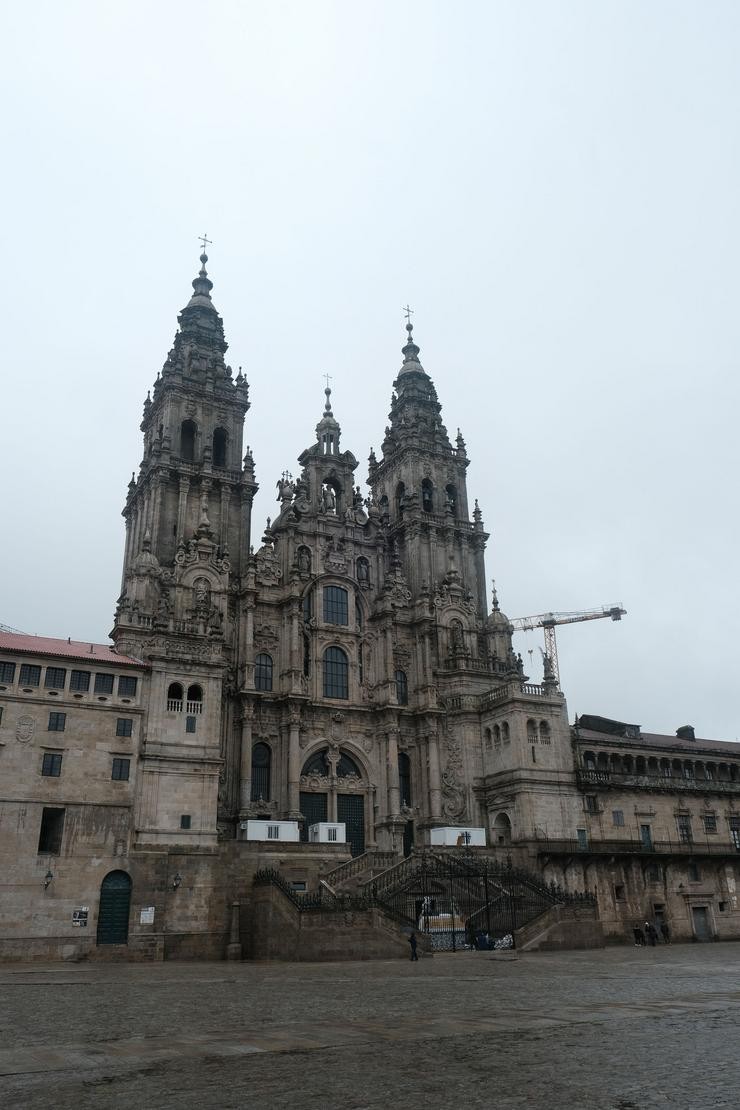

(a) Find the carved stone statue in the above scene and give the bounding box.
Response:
[322,484,336,513]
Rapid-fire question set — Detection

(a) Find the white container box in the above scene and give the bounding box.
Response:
[429,826,487,847]
[239,819,301,843]
[308,822,346,844]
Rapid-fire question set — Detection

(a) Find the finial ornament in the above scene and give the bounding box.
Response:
[491,579,499,611]
[198,233,212,256]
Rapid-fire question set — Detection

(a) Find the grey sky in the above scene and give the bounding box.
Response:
[2,1,738,738]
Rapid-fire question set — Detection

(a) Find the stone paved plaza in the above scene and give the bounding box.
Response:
[2,944,740,1108]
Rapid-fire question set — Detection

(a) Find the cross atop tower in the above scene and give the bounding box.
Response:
[198,233,212,253]
[402,304,414,325]
[323,372,333,390]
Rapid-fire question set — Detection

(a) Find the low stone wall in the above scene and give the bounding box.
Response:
[248,883,411,961]
[515,903,604,952]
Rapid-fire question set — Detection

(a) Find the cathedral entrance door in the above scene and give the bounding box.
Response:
[299,792,328,842]
[337,794,365,857]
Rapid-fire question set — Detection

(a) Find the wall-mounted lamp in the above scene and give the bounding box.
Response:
[172,872,183,890]
[43,870,54,889]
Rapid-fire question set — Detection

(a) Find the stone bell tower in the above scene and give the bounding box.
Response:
[112,250,258,848]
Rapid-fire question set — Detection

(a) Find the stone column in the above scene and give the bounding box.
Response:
[428,729,442,821]
[220,485,230,547]
[238,702,254,814]
[387,729,401,817]
[151,475,164,550]
[176,476,190,539]
[287,705,301,817]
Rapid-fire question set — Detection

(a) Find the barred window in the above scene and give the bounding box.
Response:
[254,653,273,692]
[70,670,90,692]
[116,718,133,738]
[48,712,66,732]
[111,758,130,781]
[703,814,718,834]
[41,752,63,777]
[323,647,348,699]
[323,586,348,626]
[45,667,66,690]
[612,810,625,827]
[118,675,138,697]
[19,664,41,687]
[395,670,408,706]
[0,661,16,684]
[251,742,271,801]
[94,673,114,695]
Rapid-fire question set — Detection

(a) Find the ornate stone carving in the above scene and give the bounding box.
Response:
[254,543,282,586]
[16,716,35,743]
[441,725,468,822]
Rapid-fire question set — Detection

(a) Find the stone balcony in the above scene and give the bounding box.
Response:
[576,769,740,796]
[530,835,740,859]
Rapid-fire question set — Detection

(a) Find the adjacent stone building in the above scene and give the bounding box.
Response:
[1,252,737,959]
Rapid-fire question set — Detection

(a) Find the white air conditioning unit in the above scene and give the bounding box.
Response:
[308,822,346,844]
[429,826,487,847]
[240,819,300,843]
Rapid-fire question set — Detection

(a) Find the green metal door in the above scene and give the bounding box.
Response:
[337,794,365,857]
[96,870,132,945]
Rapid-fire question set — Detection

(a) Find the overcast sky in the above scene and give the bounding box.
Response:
[2,1,738,739]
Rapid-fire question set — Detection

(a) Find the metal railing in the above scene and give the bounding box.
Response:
[534,836,740,857]
[166,699,183,712]
[324,849,397,888]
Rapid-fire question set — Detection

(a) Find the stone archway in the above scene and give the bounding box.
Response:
[492,812,512,846]
[299,744,370,856]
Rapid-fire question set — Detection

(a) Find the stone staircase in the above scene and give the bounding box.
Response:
[323,849,399,893]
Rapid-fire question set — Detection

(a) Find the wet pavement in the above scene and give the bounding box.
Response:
[2,943,740,1108]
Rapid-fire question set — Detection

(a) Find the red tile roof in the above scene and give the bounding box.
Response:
[0,632,145,668]
[576,726,740,755]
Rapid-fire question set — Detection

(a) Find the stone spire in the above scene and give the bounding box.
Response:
[315,385,341,456]
[398,319,426,377]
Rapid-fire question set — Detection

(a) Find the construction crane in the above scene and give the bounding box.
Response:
[0,623,27,635]
[509,605,626,685]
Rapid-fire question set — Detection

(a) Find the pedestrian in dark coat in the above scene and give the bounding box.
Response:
[633,924,645,946]
[645,921,658,946]
[660,921,671,944]
[409,932,419,961]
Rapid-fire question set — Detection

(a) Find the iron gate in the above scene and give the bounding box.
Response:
[373,853,559,951]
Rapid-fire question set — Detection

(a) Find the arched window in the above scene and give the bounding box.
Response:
[323,585,348,625]
[501,721,510,743]
[527,719,538,742]
[493,813,512,846]
[445,484,458,515]
[584,751,596,770]
[379,494,389,516]
[302,749,330,776]
[493,724,501,746]
[395,482,406,519]
[254,653,273,692]
[399,752,412,806]
[250,742,271,801]
[395,669,408,705]
[635,756,646,774]
[212,427,228,467]
[167,682,183,711]
[484,727,492,750]
[323,647,349,699]
[186,684,203,714]
[302,588,313,623]
[539,720,551,744]
[180,419,197,462]
[337,751,362,777]
[421,478,434,513]
[660,758,672,778]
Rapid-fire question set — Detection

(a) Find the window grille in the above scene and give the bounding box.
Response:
[328,827,337,842]
[0,662,16,684]
[267,824,280,840]
[251,743,271,801]
[323,586,349,626]
[41,752,63,777]
[323,647,349,699]
[19,664,41,687]
[70,670,90,692]
[94,673,114,695]
[111,758,130,781]
[48,712,66,732]
[118,675,138,697]
[45,667,66,689]
[185,716,197,734]
[116,718,133,738]
[612,810,625,827]
[254,653,273,692]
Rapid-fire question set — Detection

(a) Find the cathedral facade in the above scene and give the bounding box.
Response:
[1,253,739,960]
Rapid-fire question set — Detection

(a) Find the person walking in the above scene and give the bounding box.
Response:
[408,932,419,961]
[645,921,658,947]
[660,921,671,944]
[633,924,645,946]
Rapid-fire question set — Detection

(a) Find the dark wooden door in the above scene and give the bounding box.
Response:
[337,794,365,857]
[96,870,132,945]
[299,792,328,841]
